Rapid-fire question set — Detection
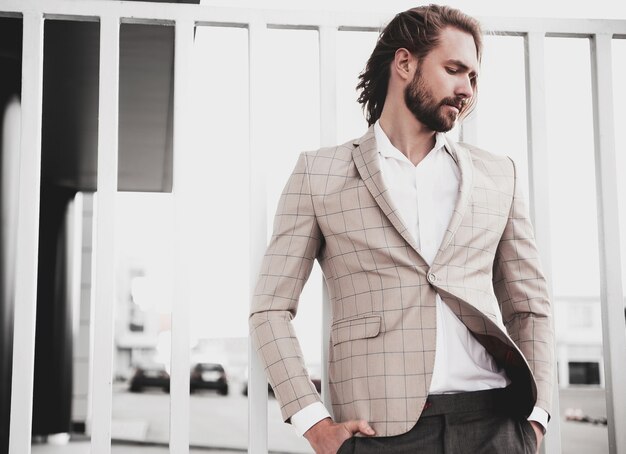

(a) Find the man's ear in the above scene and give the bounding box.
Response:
[393,48,415,82]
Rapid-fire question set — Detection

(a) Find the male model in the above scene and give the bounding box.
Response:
[250,5,553,453]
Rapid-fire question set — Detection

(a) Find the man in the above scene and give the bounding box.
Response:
[250,5,553,453]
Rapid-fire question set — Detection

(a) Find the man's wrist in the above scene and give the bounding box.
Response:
[303,417,333,442]
[528,406,549,434]
[291,402,332,437]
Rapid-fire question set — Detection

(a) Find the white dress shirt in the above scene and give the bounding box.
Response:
[290,121,548,436]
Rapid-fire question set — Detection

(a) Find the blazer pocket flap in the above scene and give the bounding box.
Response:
[332,315,381,346]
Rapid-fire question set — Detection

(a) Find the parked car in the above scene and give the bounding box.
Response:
[129,364,170,393]
[190,363,229,395]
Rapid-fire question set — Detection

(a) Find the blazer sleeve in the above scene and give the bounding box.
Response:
[249,152,324,422]
[492,157,555,416]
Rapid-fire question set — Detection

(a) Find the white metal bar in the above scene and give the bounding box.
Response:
[68,193,83,378]
[8,11,44,454]
[170,17,194,454]
[319,25,337,159]
[320,283,331,409]
[83,193,96,436]
[1,1,626,36]
[524,31,562,454]
[318,24,337,411]
[90,14,120,454]
[460,110,479,144]
[590,33,626,454]
[248,18,269,454]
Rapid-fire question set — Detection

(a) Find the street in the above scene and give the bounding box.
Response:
[32,385,608,453]
[109,381,310,453]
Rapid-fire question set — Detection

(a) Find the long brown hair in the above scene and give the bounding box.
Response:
[357,5,483,126]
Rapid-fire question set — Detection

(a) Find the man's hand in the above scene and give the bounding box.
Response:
[528,420,544,453]
[303,417,375,454]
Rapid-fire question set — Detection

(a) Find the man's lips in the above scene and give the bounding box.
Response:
[445,100,463,110]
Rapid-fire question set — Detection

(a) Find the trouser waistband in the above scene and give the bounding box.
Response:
[422,386,515,417]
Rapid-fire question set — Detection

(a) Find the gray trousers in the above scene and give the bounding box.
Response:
[337,387,538,454]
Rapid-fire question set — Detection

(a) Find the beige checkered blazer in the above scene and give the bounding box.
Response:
[249,127,554,437]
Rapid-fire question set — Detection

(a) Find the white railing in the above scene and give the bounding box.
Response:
[1,1,625,453]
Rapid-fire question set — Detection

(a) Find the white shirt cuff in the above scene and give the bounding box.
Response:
[290,402,331,437]
[528,406,549,434]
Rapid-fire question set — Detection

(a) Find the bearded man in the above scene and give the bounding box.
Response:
[250,5,554,453]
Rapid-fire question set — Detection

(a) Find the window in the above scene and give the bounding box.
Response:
[569,361,601,385]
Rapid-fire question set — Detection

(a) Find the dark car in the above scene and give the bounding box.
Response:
[129,364,170,393]
[190,363,228,395]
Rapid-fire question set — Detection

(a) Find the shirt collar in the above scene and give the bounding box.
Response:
[374,120,448,164]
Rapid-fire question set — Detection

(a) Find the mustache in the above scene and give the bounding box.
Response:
[440,97,469,110]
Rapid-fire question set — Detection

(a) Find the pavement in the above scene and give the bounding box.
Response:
[32,443,239,454]
[557,387,608,454]
[31,386,608,454]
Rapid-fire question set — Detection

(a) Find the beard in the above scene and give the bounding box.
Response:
[403,66,463,133]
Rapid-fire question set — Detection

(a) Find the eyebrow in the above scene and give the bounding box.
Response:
[446,59,478,77]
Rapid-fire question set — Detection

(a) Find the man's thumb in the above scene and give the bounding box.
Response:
[344,419,375,436]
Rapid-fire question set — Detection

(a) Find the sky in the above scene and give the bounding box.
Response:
[115,3,626,367]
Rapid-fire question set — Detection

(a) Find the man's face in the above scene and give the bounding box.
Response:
[403,27,479,132]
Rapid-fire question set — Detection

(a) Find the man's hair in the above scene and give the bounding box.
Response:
[356,4,483,126]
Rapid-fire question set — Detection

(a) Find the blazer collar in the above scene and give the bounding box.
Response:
[435,139,474,260]
[351,126,419,254]
[351,126,474,260]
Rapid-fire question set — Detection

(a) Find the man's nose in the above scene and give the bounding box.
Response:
[456,77,473,99]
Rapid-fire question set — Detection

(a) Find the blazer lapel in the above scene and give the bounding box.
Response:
[435,139,474,259]
[351,127,421,255]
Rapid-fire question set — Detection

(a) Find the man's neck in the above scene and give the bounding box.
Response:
[378,112,437,167]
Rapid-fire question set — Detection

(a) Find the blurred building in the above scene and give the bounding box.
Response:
[0,18,177,442]
[554,296,625,387]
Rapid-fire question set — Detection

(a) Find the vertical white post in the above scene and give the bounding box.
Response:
[8,12,44,454]
[248,18,269,454]
[68,194,84,352]
[90,14,120,454]
[590,33,626,454]
[524,31,562,454]
[83,194,96,436]
[319,25,338,146]
[460,108,478,145]
[170,17,194,454]
[318,24,337,410]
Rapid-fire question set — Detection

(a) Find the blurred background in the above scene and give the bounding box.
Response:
[1,0,625,453]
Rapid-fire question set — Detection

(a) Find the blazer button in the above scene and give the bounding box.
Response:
[427,273,437,283]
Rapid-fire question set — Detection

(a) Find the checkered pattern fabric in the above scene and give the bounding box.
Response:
[249,127,554,437]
